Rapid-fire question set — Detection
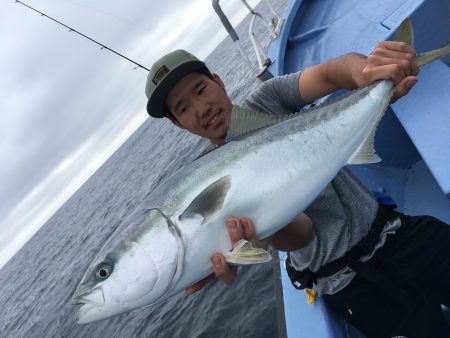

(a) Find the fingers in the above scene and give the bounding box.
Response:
[185,273,216,295]
[185,251,238,294]
[370,52,418,76]
[215,217,258,285]
[226,217,245,243]
[211,253,237,284]
[373,40,418,102]
[239,217,258,246]
[227,216,267,248]
[391,76,417,103]
[361,41,419,103]
[186,217,260,295]
[373,41,416,59]
[371,48,413,61]
[371,41,418,73]
[226,216,257,245]
[363,62,405,84]
[215,217,262,284]
[370,40,415,59]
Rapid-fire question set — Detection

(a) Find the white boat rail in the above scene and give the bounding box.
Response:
[212,0,283,79]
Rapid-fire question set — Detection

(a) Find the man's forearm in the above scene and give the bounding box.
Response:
[271,213,314,251]
[299,53,367,103]
[299,41,418,104]
[323,53,367,90]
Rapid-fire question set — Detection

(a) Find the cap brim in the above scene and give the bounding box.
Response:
[147,60,206,118]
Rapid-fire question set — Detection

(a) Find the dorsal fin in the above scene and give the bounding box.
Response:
[394,18,414,46]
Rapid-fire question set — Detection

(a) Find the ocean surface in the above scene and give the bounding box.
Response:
[0,1,289,337]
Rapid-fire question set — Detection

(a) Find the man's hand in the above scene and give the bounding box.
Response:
[361,41,419,102]
[185,213,313,295]
[299,41,419,104]
[185,217,268,295]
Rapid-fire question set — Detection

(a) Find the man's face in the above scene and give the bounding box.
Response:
[165,72,233,144]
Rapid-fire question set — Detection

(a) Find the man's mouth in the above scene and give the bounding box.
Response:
[205,111,221,128]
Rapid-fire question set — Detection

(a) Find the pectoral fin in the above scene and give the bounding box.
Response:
[225,239,272,265]
[179,175,232,224]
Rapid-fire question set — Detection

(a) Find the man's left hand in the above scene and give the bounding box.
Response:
[361,41,419,103]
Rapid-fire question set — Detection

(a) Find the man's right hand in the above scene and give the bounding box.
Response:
[185,217,266,295]
[185,213,312,295]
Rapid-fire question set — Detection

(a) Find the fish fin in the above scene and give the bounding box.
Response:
[416,43,450,67]
[394,18,414,46]
[225,239,272,265]
[347,126,382,165]
[179,175,232,224]
[347,81,393,165]
[394,18,450,67]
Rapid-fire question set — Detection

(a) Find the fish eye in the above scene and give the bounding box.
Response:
[95,262,112,280]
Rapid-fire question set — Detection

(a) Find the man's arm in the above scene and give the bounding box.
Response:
[299,41,419,104]
[271,213,313,251]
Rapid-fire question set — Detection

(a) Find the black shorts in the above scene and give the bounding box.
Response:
[323,214,450,338]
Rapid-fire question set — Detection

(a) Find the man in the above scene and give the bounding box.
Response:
[144,45,450,337]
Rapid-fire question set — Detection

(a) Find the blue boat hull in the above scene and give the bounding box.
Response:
[268,0,450,336]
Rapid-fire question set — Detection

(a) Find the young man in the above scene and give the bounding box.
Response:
[145,46,450,337]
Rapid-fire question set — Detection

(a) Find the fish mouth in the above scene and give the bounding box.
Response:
[72,287,105,306]
[73,287,107,324]
[75,302,101,324]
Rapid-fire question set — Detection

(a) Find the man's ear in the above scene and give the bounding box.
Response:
[167,114,185,129]
[211,73,226,89]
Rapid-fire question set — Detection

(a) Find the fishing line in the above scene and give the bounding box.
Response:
[58,0,151,34]
[15,0,150,71]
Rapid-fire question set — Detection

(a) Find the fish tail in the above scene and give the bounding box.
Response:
[394,18,450,67]
[394,18,414,46]
[416,43,450,67]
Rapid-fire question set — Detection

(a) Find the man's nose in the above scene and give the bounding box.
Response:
[194,101,212,118]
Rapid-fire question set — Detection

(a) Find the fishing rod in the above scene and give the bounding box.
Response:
[15,0,150,71]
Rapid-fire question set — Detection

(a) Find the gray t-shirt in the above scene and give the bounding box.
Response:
[234,72,400,295]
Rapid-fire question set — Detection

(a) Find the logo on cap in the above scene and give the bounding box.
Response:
[152,65,169,86]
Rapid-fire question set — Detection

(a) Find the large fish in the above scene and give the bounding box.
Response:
[72,21,449,323]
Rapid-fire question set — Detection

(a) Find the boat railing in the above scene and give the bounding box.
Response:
[212,0,283,80]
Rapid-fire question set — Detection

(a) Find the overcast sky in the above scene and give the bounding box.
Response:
[0,0,260,269]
